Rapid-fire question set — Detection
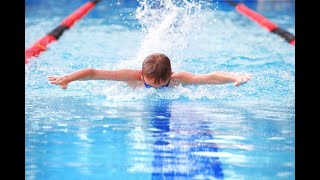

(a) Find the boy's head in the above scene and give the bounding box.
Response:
[141,53,172,88]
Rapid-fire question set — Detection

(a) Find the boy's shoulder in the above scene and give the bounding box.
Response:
[171,72,190,79]
[171,72,180,77]
[170,72,188,85]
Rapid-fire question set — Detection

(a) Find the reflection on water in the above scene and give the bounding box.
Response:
[144,100,223,179]
[26,95,294,179]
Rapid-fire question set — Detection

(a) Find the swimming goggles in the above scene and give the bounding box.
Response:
[143,76,170,89]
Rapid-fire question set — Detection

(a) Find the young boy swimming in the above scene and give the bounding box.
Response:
[48,53,252,89]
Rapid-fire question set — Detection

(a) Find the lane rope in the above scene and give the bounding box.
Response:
[25,0,102,63]
[225,0,295,45]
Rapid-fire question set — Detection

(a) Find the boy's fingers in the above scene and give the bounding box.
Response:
[48,77,56,80]
[61,85,67,89]
[234,74,252,87]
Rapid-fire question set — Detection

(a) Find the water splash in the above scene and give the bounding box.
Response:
[116,0,209,69]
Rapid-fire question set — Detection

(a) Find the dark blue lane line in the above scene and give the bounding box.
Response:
[188,127,224,179]
[146,100,224,179]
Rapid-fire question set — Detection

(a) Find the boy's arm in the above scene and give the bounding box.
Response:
[172,71,252,86]
[48,68,141,89]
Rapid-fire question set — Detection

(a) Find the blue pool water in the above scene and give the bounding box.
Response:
[25,0,295,179]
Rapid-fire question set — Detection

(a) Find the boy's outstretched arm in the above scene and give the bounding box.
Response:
[172,71,252,86]
[48,68,141,89]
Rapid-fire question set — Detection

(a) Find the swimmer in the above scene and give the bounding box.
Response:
[48,53,252,89]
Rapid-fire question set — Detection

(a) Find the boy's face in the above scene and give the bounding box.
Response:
[141,75,170,89]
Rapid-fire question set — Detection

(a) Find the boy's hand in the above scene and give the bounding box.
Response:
[234,74,252,86]
[48,76,69,89]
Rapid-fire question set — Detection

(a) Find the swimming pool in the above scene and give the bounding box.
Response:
[25,0,295,179]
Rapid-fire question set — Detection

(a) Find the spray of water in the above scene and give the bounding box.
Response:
[116,0,208,69]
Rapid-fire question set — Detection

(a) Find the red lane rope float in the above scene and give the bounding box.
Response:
[225,0,295,45]
[25,0,102,64]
